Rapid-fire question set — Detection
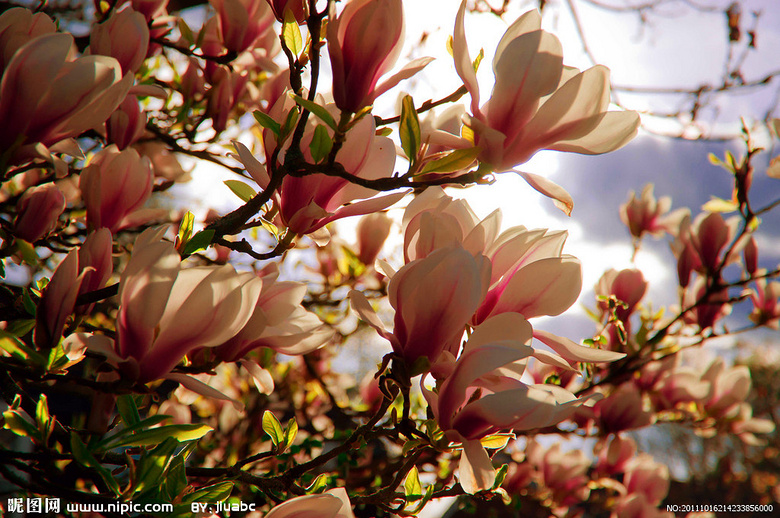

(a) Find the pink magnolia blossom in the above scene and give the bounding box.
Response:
[115,228,263,382]
[234,96,404,235]
[80,145,154,232]
[623,453,670,506]
[651,363,711,410]
[356,212,392,266]
[106,95,146,149]
[681,276,731,330]
[265,488,354,518]
[701,358,751,418]
[596,435,638,476]
[34,250,81,348]
[525,441,591,507]
[421,313,598,492]
[327,0,403,113]
[207,66,250,133]
[589,383,655,434]
[350,246,490,368]
[453,1,639,174]
[212,265,333,362]
[748,274,780,329]
[0,32,132,163]
[13,183,66,242]
[671,212,740,286]
[210,0,275,54]
[595,268,648,322]
[266,0,307,22]
[620,184,687,240]
[89,7,149,75]
[76,228,114,312]
[0,7,56,72]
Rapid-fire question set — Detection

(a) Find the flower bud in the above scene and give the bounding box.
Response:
[80,145,154,232]
[14,183,66,242]
[106,95,146,149]
[328,0,404,112]
[89,7,149,75]
[210,0,275,54]
[356,212,392,266]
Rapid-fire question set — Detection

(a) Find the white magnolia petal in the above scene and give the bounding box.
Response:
[534,330,626,363]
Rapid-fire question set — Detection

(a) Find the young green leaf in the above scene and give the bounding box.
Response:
[309,124,333,163]
[35,394,53,443]
[181,229,215,256]
[70,433,121,494]
[305,474,330,494]
[104,424,212,449]
[182,481,234,504]
[224,180,257,203]
[282,8,303,56]
[280,108,301,142]
[116,394,141,427]
[284,417,298,450]
[253,110,281,136]
[492,464,509,490]
[2,408,38,439]
[290,94,337,130]
[399,95,421,164]
[419,147,480,175]
[178,211,194,249]
[262,410,284,446]
[404,465,423,501]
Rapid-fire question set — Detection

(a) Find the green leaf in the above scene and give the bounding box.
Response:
[177,18,195,45]
[262,410,284,446]
[224,180,257,203]
[116,395,141,427]
[309,124,333,163]
[181,229,215,256]
[103,423,212,449]
[22,288,36,316]
[472,48,484,72]
[254,110,281,136]
[305,474,329,494]
[35,394,52,443]
[492,464,509,490]
[419,147,480,175]
[4,318,35,337]
[282,8,303,56]
[404,465,422,501]
[479,433,514,450]
[133,438,180,495]
[70,433,121,494]
[283,417,298,450]
[280,108,300,142]
[399,95,421,164]
[178,211,194,249]
[182,481,234,503]
[2,409,38,439]
[290,94,337,130]
[163,443,195,501]
[0,332,46,365]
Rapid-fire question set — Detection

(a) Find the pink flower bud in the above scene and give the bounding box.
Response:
[743,235,758,275]
[356,212,392,265]
[748,276,780,330]
[80,145,154,232]
[595,268,647,322]
[180,57,206,102]
[210,0,275,54]
[106,95,146,149]
[206,67,249,133]
[265,0,307,22]
[592,383,654,434]
[13,183,66,242]
[34,250,81,348]
[89,7,149,75]
[77,228,114,301]
[328,0,404,113]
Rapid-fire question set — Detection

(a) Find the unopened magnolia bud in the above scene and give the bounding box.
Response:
[14,183,66,242]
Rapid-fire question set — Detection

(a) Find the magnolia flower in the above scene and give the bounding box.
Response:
[623,454,670,506]
[76,228,113,312]
[356,212,392,266]
[106,95,146,149]
[453,1,638,209]
[89,7,149,75]
[234,96,405,236]
[328,0,403,113]
[671,212,740,286]
[588,383,655,434]
[207,66,250,133]
[596,435,638,476]
[265,488,354,518]
[80,145,154,232]
[0,32,132,163]
[210,0,275,54]
[114,228,263,382]
[421,313,598,493]
[350,246,490,368]
[700,358,751,418]
[620,184,687,240]
[748,274,780,329]
[266,0,306,22]
[0,7,56,72]
[13,183,65,242]
[524,441,591,507]
[213,265,333,362]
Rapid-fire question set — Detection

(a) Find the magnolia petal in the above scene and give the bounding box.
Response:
[453,0,480,115]
[165,372,245,412]
[68,332,124,364]
[231,141,270,188]
[310,191,407,232]
[548,110,640,155]
[348,290,395,345]
[459,438,496,494]
[516,171,573,215]
[265,493,344,518]
[372,56,435,102]
[239,359,275,394]
[534,329,626,363]
[532,349,577,371]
